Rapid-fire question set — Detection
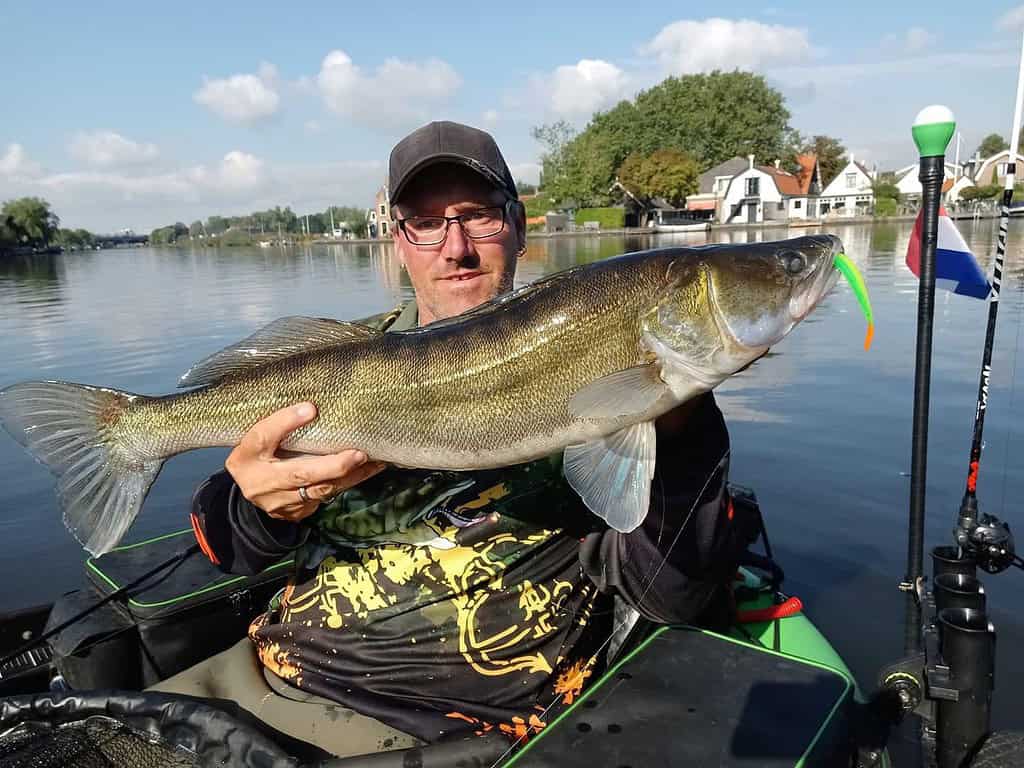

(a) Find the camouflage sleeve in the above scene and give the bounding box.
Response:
[191,470,308,576]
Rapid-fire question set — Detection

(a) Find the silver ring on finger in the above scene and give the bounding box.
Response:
[298,485,311,503]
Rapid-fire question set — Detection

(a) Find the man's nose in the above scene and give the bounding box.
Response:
[443,219,475,262]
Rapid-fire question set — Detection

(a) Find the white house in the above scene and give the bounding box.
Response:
[818,157,875,217]
[972,150,1024,187]
[719,155,819,224]
[894,162,962,199]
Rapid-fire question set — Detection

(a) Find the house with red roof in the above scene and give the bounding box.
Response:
[718,154,822,224]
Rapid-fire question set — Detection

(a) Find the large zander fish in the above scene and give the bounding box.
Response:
[0,235,845,556]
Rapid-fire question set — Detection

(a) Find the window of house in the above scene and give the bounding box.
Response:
[380,204,386,215]
[998,162,1008,176]
[793,200,802,209]
[716,178,729,194]
[381,222,388,235]
[846,172,857,188]
[745,177,759,196]
[777,201,785,211]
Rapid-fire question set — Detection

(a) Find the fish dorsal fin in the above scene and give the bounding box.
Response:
[563,420,656,532]
[400,270,579,335]
[568,365,669,421]
[178,316,382,387]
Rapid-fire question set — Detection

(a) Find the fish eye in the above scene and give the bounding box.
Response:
[780,251,806,275]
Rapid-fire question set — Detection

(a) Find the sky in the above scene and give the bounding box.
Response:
[2,1,1024,233]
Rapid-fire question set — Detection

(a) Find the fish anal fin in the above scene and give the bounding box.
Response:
[563,421,656,533]
[179,316,382,387]
[568,365,669,421]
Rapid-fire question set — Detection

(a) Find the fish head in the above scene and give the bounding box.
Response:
[643,235,842,388]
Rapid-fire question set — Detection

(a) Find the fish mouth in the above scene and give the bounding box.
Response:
[710,234,843,352]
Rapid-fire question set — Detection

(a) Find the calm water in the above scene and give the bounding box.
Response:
[2,222,1023,738]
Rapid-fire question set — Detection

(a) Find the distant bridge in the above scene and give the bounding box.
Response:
[94,233,149,248]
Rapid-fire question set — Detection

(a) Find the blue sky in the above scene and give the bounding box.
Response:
[2,1,1024,232]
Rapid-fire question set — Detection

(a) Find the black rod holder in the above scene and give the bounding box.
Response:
[936,608,995,768]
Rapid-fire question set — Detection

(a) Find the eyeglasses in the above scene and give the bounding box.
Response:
[396,203,508,246]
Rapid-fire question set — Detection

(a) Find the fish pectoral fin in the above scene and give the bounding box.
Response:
[178,316,382,387]
[568,365,669,421]
[563,421,656,533]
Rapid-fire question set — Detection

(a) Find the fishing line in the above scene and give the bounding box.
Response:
[0,544,199,669]
[487,447,731,768]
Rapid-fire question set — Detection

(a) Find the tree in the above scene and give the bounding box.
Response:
[532,120,577,198]
[516,180,538,195]
[977,133,1008,159]
[800,135,847,187]
[535,71,791,204]
[645,150,700,207]
[206,216,227,235]
[618,150,700,207]
[189,220,204,238]
[1,197,60,246]
[872,180,900,201]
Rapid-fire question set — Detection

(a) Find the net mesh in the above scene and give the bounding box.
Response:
[0,716,198,768]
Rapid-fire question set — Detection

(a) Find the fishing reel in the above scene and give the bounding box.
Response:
[955,498,1019,574]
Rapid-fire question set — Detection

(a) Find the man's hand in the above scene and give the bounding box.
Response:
[225,402,386,522]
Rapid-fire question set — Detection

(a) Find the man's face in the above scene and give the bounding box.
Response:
[392,165,524,325]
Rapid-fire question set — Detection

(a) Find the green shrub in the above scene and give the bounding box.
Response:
[220,229,253,247]
[574,207,625,228]
[524,194,557,218]
[874,197,898,217]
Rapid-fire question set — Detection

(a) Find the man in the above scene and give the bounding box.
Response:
[157,121,737,758]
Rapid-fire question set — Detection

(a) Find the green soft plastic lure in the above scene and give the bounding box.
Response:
[833,253,874,350]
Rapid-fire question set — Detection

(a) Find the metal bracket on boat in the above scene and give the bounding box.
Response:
[877,654,928,721]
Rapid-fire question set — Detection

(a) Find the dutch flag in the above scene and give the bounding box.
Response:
[906,207,990,299]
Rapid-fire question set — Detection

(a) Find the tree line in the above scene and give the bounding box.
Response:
[532,71,849,208]
[1,197,98,253]
[150,205,371,245]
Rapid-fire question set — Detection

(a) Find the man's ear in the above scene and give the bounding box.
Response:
[513,200,527,248]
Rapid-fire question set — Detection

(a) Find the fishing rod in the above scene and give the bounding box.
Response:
[954,32,1024,575]
[0,543,199,669]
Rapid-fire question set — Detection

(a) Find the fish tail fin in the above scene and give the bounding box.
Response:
[0,381,164,556]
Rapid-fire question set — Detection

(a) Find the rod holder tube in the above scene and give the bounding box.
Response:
[936,608,995,768]
[932,545,977,579]
[906,154,946,654]
[934,574,987,615]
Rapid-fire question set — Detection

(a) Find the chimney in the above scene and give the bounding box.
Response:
[849,152,855,164]
[774,159,780,169]
[748,154,755,169]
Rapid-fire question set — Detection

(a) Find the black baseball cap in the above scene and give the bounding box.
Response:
[389,121,518,206]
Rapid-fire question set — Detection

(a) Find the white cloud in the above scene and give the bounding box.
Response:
[482,109,499,126]
[883,26,937,53]
[998,5,1024,30]
[68,130,159,168]
[303,119,323,135]
[194,62,280,123]
[315,50,461,126]
[544,59,630,117]
[0,143,41,178]
[642,18,812,74]
[2,151,384,232]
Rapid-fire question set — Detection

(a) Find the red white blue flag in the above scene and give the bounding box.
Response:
[906,207,990,299]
